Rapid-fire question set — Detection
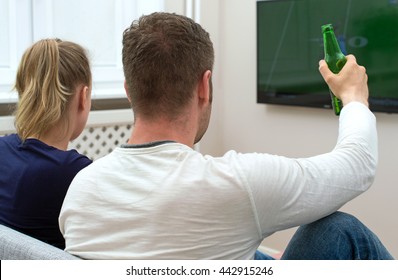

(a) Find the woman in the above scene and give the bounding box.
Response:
[0,39,92,249]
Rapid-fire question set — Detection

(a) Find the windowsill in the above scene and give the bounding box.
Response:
[0,87,131,116]
[0,98,131,116]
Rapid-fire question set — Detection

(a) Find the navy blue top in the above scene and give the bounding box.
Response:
[0,134,92,249]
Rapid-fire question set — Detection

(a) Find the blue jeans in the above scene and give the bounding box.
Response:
[255,212,394,260]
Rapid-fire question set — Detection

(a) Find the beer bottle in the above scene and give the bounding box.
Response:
[321,24,347,116]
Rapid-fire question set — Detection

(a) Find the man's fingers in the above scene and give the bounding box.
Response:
[318,59,331,81]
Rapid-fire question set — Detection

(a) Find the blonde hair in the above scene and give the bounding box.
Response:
[14,39,91,141]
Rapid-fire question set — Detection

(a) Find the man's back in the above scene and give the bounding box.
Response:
[60,141,261,259]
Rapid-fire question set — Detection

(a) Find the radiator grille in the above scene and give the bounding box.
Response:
[69,124,131,160]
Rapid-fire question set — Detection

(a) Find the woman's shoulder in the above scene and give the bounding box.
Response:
[0,133,20,142]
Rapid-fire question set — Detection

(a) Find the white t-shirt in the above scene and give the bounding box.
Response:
[59,102,377,259]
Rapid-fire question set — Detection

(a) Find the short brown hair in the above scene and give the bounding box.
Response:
[14,39,91,141]
[122,12,214,120]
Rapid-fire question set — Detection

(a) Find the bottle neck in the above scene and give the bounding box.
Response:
[323,31,343,55]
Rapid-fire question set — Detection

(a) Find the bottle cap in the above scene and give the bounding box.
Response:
[322,24,333,33]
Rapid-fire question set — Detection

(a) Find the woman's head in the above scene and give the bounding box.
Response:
[14,39,92,141]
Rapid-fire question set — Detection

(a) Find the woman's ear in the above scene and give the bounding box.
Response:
[78,85,91,111]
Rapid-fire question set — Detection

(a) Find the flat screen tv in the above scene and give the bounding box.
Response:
[257,0,398,113]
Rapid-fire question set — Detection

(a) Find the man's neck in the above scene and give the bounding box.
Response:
[128,116,197,148]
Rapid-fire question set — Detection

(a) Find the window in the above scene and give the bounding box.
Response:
[0,0,165,104]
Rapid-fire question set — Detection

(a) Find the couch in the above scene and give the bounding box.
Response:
[0,224,80,260]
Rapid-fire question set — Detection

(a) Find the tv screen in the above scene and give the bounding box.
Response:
[257,0,398,113]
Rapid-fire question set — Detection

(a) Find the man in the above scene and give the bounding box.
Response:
[59,12,393,259]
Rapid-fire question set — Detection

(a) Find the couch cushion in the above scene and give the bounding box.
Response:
[0,224,80,260]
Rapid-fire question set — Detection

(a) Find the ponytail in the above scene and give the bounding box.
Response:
[14,39,91,141]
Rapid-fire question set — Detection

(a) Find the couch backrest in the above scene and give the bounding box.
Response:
[0,224,81,260]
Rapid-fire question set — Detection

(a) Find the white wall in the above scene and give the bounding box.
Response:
[200,0,398,257]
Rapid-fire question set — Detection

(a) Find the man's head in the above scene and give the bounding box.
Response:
[122,12,214,126]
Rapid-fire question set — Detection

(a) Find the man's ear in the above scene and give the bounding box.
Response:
[124,80,131,103]
[198,70,212,103]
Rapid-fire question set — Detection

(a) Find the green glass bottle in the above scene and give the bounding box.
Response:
[321,24,347,116]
